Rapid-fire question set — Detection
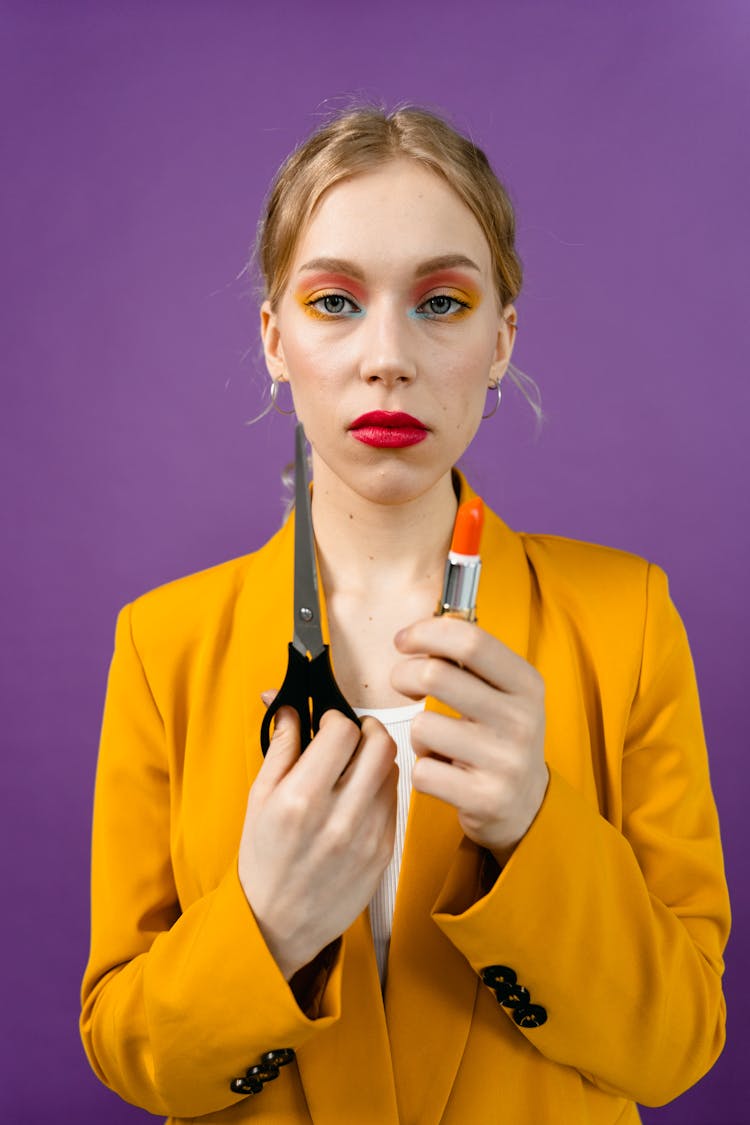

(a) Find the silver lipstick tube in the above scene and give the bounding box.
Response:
[435,555,482,622]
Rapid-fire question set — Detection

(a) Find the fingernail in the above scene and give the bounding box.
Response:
[260,690,277,706]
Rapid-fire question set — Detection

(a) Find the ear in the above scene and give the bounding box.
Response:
[489,303,518,385]
[260,299,287,381]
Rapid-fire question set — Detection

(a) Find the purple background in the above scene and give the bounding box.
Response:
[2,2,747,1121]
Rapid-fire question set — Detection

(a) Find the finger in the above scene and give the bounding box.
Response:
[409,709,503,770]
[383,772,398,849]
[411,754,505,846]
[337,717,398,800]
[373,764,399,853]
[394,617,538,696]
[412,752,477,808]
[255,706,302,793]
[412,754,541,855]
[346,756,398,869]
[290,709,363,794]
[391,654,502,723]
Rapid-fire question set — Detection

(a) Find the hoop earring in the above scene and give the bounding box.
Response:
[270,378,296,416]
[482,381,502,420]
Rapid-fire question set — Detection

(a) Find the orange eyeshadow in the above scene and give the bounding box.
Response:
[411,270,482,308]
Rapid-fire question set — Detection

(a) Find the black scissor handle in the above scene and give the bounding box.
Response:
[259,644,309,755]
[308,645,361,739]
[259,643,361,756]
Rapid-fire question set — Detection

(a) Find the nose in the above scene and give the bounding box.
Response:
[357,300,417,387]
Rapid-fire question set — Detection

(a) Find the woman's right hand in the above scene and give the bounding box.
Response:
[238,706,398,980]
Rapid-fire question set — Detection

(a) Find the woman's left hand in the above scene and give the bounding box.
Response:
[391,616,549,865]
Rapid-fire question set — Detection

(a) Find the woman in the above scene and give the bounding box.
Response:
[80,106,730,1124]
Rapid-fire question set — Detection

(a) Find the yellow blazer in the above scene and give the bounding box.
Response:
[80,475,730,1124]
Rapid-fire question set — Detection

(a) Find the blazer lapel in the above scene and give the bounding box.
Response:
[238,514,296,784]
[295,911,400,1122]
[386,482,533,1123]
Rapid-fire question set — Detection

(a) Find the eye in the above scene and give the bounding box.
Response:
[307,293,361,317]
[416,294,471,318]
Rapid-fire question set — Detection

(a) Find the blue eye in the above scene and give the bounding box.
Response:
[307,294,362,317]
[416,295,471,319]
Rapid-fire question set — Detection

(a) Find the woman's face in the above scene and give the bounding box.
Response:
[261,158,516,506]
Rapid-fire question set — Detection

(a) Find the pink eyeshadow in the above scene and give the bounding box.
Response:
[295,273,367,303]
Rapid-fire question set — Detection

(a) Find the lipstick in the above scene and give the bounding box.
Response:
[350,410,428,449]
[435,498,484,621]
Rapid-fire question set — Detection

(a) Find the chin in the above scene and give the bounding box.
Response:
[326,453,454,508]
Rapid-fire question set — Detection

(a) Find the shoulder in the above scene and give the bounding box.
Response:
[124,519,291,656]
[514,529,660,643]
[129,552,251,633]
[519,531,652,594]
[515,531,677,656]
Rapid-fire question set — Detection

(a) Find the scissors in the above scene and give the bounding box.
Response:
[260,423,361,755]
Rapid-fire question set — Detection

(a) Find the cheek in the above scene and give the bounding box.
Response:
[282,335,346,391]
[439,317,498,375]
[274,302,349,383]
[437,344,494,403]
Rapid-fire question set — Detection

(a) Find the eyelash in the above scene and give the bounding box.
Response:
[305,292,472,320]
[306,294,362,318]
[417,294,472,319]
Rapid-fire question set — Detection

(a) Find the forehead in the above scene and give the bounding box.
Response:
[289,159,493,277]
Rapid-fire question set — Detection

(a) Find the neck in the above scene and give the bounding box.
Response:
[310,459,460,597]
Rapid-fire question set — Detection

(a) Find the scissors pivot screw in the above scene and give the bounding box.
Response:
[299,607,314,622]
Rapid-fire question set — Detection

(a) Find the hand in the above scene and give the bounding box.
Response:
[239,706,397,979]
[391,616,549,864]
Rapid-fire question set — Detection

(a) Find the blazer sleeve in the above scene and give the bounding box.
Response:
[431,563,731,1107]
[79,603,342,1119]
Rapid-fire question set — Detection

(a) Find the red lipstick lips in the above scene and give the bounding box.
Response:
[349,410,428,449]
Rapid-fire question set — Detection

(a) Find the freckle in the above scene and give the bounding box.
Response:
[363,682,369,688]
[348,513,353,520]
[368,555,374,560]
[368,616,373,621]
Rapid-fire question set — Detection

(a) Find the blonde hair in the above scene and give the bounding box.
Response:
[252,103,541,421]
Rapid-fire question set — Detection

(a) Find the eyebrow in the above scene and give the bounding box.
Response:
[413,254,482,278]
[296,254,482,280]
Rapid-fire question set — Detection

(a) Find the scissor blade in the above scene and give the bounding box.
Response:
[292,423,325,658]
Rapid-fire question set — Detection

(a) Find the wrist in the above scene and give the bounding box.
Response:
[259,924,310,981]
[240,874,308,980]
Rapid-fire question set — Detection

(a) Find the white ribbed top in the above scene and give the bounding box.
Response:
[354,700,426,989]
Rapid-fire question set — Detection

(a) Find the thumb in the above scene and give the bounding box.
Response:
[259,705,302,788]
